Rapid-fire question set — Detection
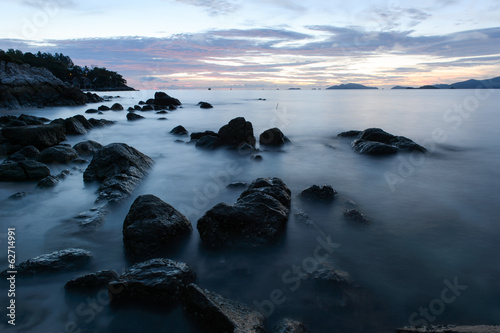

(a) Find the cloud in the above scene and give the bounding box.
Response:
[173,0,241,15]
[1,25,499,88]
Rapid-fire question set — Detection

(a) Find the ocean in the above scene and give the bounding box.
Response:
[1,89,499,332]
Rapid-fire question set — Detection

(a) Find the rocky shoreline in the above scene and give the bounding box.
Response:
[0,92,497,333]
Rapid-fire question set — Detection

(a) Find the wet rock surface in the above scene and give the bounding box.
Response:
[0,160,50,181]
[2,248,93,276]
[109,258,196,305]
[83,143,154,203]
[123,194,192,259]
[299,185,337,201]
[274,318,309,333]
[182,283,266,333]
[1,123,66,150]
[197,177,291,248]
[65,270,119,292]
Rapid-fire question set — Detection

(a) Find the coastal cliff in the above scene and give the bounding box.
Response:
[0,61,101,110]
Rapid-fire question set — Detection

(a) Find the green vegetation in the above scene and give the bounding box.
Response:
[0,49,132,90]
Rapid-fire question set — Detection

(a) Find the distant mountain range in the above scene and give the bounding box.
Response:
[392,77,500,89]
[326,83,378,90]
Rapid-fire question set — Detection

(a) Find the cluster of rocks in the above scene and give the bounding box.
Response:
[0,114,116,187]
[169,117,290,151]
[338,128,427,155]
[0,61,102,109]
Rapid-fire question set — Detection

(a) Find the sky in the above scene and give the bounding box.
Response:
[1,0,500,89]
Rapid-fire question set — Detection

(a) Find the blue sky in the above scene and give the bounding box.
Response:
[1,0,500,89]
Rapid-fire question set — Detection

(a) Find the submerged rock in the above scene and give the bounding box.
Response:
[0,160,50,181]
[182,283,266,333]
[37,145,79,164]
[65,270,119,292]
[9,191,27,200]
[197,177,291,248]
[73,140,103,156]
[123,195,192,259]
[195,135,222,149]
[109,258,195,305]
[274,318,309,333]
[1,123,66,150]
[343,209,369,223]
[68,206,108,229]
[88,118,115,128]
[300,185,337,201]
[36,175,59,188]
[2,248,93,276]
[218,117,256,147]
[127,112,145,121]
[259,127,290,146]
[83,143,154,203]
[170,125,188,136]
[339,128,426,155]
[197,101,213,109]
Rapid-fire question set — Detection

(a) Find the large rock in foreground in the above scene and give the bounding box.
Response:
[0,61,99,109]
[218,117,256,147]
[197,177,291,248]
[123,195,192,260]
[1,248,92,277]
[83,143,154,203]
[109,258,196,306]
[1,123,66,150]
[183,283,266,333]
[396,326,500,333]
[0,160,50,181]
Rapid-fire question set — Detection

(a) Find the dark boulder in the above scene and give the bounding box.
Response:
[84,92,103,104]
[127,113,145,121]
[18,114,48,125]
[38,145,79,164]
[98,105,110,111]
[197,101,213,109]
[108,258,196,305]
[111,103,124,111]
[65,270,119,293]
[259,128,289,146]
[195,135,222,149]
[134,105,142,111]
[170,125,188,136]
[83,143,154,203]
[182,283,265,333]
[72,115,93,130]
[337,130,362,138]
[141,105,154,111]
[5,119,27,127]
[0,160,50,181]
[85,108,99,114]
[299,185,337,201]
[63,116,87,135]
[0,115,17,125]
[191,131,219,141]
[8,145,40,162]
[352,139,398,155]
[36,175,59,188]
[274,318,309,333]
[73,140,103,156]
[197,177,291,248]
[1,123,66,150]
[145,98,155,105]
[123,195,192,259]
[88,118,115,128]
[1,248,92,277]
[343,209,369,223]
[154,92,181,107]
[218,117,256,147]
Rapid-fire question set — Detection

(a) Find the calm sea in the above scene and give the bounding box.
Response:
[1,89,499,332]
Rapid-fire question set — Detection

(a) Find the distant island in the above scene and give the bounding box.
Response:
[326,83,378,90]
[391,77,500,89]
[0,49,134,91]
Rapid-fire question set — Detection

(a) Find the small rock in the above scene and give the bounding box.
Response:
[65,270,119,293]
[37,145,79,164]
[85,109,99,114]
[197,101,213,109]
[109,258,195,305]
[343,209,369,223]
[98,105,110,111]
[73,140,103,156]
[127,113,145,121]
[274,318,309,333]
[260,128,290,146]
[195,135,221,149]
[300,185,337,201]
[251,154,263,161]
[37,175,59,188]
[226,182,248,188]
[9,192,27,200]
[1,248,93,277]
[110,103,124,111]
[170,125,188,136]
